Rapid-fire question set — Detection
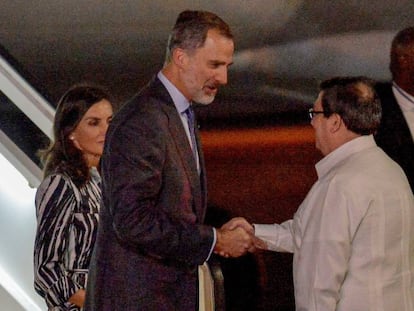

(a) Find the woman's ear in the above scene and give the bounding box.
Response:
[69,134,82,151]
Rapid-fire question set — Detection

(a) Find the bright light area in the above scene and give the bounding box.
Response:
[0,152,46,310]
[0,153,36,205]
[0,267,42,311]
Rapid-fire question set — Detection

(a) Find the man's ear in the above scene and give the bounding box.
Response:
[172,48,187,68]
[329,113,343,133]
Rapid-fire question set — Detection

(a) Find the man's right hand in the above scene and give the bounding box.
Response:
[216,217,268,256]
[214,226,253,258]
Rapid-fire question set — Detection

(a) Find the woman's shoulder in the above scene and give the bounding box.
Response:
[37,172,81,199]
[35,173,82,218]
[40,171,72,186]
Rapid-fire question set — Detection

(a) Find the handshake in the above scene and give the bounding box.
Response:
[213,217,267,258]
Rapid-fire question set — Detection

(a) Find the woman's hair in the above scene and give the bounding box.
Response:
[40,83,112,187]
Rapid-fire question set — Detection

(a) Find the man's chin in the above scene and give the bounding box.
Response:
[195,95,215,106]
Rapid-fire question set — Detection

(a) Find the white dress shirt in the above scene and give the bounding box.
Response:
[255,135,414,311]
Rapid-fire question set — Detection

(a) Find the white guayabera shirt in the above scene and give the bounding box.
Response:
[255,135,414,311]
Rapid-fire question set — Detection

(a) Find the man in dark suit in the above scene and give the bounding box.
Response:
[374,26,414,190]
[84,10,254,311]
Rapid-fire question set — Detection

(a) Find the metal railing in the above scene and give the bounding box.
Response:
[0,53,54,187]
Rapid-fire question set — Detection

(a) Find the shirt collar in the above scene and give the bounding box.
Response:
[157,71,190,114]
[90,167,101,184]
[315,135,377,179]
[392,81,414,111]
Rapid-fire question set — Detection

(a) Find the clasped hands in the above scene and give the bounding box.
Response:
[214,217,267,258]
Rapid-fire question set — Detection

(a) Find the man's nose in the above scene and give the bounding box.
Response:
[216,67,228,85]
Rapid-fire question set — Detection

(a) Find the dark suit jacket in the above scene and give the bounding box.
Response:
[374,82,414,190]
[85,77,214,310]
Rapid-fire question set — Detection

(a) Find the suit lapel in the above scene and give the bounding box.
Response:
[381,84,413,145]
[167,106,205,221]
[150,78,206,221]
[375,82,414,189]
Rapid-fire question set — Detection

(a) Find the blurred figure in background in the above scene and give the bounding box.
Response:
[33,84,113,310]
[374,26,414,190]
[228,76,414,311]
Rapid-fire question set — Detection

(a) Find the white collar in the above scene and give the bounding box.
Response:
[392,82,414,111]
[315,135,377,179]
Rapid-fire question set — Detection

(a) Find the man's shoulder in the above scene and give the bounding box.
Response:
[105,80,175,142]
[373,82,402,116]
[374,81,393,100]
[112,82,167,123]
[374,81,392,90]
